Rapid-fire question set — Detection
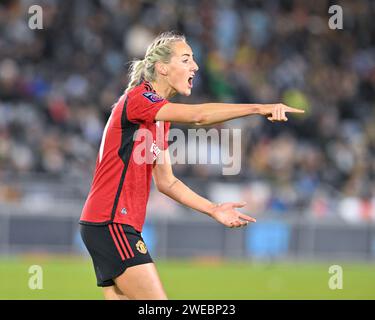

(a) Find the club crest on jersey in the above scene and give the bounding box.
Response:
[142,92,164,103]
[136,240,147,254]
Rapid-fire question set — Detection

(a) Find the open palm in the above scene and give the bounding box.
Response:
[211,202,256,228]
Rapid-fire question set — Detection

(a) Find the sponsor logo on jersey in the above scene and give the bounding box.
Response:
[142,92,164,103]
[136,240,147,254]
[120,208,127,214]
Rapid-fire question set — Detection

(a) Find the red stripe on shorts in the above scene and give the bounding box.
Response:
[118,224,135,258]
[113,224,130,259]
[108,224,125,261]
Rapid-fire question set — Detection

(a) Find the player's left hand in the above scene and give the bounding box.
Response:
[210,202,256,228]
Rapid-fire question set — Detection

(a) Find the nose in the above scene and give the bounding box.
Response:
[192,60,199,72]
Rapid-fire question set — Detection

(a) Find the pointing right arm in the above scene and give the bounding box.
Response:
[155,102,304,125]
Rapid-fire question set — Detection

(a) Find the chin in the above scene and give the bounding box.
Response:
[174,85,192,97]
[180,88,192,96]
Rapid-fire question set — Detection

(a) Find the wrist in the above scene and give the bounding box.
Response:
[206,202,219,218]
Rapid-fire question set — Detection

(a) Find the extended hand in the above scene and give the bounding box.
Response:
[262,103,305,122]
[210,202,256,228]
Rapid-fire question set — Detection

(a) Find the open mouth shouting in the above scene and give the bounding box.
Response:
[188,75,194,89]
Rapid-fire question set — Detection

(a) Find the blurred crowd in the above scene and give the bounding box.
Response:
[0,0,374,222]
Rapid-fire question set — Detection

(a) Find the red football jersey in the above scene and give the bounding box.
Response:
[79,81,170,232]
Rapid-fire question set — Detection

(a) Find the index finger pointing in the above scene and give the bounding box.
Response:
[285,106,305,113]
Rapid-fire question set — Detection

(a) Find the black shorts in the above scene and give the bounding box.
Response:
[79,223,153,287]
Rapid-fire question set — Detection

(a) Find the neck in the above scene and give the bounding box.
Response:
[150,79,176,100]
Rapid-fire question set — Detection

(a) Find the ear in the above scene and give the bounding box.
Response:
[155,61,168,76]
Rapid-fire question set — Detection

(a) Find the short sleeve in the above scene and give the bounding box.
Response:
[127,90,169,124]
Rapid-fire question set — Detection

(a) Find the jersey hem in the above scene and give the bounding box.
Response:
[79,220,112,226]
[79,219,142,232]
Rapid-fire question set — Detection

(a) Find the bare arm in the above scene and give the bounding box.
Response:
[153,150,256,228]
[155,102,304,125]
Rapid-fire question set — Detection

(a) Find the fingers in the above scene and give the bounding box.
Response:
[228,214,256,228]
[238,213,256,223]
[232,201,247,208]
[268,115,287,122]
[218,202,257,228]
[229,220,250,228]
[268,104,300,122]
[284,106,305,113]
[281,110,288,121]
[277,104,282,120]
[229,221,242,228]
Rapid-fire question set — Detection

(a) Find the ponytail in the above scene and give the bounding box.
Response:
[125,59,145,94]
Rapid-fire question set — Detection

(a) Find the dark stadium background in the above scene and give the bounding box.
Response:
[0,0,374,299]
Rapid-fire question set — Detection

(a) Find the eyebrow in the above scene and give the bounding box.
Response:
[181,53,194,58]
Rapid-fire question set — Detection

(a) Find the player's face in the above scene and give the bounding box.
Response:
[166,41,199,96]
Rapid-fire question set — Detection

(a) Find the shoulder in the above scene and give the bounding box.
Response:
[128,81,152,99]
[128,81,165,105]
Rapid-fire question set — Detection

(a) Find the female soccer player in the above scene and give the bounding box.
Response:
[79,32,304,300]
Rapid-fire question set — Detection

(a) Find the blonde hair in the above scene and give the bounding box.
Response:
[125,32,186,94]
